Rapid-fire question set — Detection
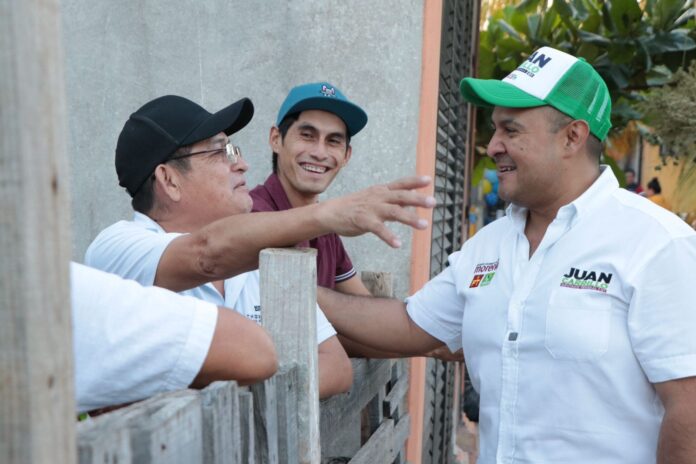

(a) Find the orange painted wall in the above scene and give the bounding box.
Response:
[406,0,443,462]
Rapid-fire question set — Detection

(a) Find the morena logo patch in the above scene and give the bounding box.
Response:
[469,260,499,288]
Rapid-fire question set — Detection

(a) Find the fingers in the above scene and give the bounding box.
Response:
[379,176,436,208]
[385,175,433,192]
[364,204,430,248]
[382,188,436,208]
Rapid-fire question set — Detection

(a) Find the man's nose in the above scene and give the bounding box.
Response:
[486,133,503,159]
[309,141,329,160]
[232,156,249,173]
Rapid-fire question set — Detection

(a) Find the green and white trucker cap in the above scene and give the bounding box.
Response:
[460,47,612,141]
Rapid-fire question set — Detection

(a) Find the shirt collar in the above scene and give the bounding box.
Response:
[262,173,293,211]
[506,165,618,230]
[133,211,166,233]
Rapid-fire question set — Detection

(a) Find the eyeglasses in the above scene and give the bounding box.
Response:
[169,142,243,164]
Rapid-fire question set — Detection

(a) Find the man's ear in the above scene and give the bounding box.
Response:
[269,126,281,152]
[341,145,353,167]
[153,164,182,202]
[565,119,590,154]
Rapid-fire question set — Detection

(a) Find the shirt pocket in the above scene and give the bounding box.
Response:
[544,289,611,361]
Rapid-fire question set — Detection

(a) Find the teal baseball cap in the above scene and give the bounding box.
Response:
[276,82,368,136]
[460,47,612,141]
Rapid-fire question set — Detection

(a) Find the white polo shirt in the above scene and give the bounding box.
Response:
[71,262,217,413]
[407,167,696,463]
[85,212,336,344]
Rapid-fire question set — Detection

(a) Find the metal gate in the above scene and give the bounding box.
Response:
[421,0,479,462]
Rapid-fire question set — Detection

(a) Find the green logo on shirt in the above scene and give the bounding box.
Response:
[480,272,495,286]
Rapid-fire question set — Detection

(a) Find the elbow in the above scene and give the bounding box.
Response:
[320,356,353,398]
[250,334,279,383]
[336,358,354,394]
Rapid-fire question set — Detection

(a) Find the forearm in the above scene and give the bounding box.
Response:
[317,287,441,355]
[337,335,407,359]
[657,408,696,463]
[200,207,329,276]
[655,376,696,464]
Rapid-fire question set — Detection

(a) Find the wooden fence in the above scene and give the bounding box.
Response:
[76,249,410,464]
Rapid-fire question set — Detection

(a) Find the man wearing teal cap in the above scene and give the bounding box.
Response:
[317,47,696,462]
[250,82,371,296]
[251,82,463,360]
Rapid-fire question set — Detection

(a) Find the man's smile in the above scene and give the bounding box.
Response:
[300,163,329,174]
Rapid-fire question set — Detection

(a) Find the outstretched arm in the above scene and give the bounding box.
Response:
[156,176,435,291]
[317,287,442,356]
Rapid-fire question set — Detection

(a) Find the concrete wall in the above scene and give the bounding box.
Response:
[62,0,425,298]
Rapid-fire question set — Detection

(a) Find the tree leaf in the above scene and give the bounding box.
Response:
[496,19,525,42]
[608,0,643,37]
[644,30,696,54]
[645,64,675,86]
[578,30,612,46]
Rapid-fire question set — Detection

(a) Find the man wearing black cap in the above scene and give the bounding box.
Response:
[316,47,696,462]
[85,95,435,399]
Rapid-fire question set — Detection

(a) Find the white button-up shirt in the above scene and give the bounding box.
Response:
[85,212,336,344]
[407,167,696,463]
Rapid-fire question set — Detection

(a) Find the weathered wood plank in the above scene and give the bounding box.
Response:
[0,1,74,463]
[320,359,393,460]
[383,375,409,418]
[260,248,320,464]
[77,413,133,464]
[238,389,255,464]
[275,365,300,464]
[348,419,394,464]
[251,376,279,464]
[347,413,410,464]
[321,359,392,427]
[201,381,240,464]
[392,413,411,464]
[77,390,199,464]
[132,394,203,464]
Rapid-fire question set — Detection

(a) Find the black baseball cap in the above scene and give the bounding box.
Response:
[115,95,254,196]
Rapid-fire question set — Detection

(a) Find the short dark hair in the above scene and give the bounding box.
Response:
[272,112,300,174]
[647,177,662,194]
[548,107,603,160]
[271,111,352,174]
[131,146,192,214]
[624,168,636,176]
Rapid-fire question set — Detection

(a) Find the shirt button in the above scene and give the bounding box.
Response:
[508,332,518,341]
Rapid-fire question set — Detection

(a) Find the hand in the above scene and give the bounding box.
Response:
[318,176,435,248]
[427,346,464,362]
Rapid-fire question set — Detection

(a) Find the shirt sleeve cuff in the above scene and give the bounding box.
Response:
[164,300,218,389]
[641,353,696,384]
[406,298,462,352]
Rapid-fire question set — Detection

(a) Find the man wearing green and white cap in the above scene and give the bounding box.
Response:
[318,47,696,462]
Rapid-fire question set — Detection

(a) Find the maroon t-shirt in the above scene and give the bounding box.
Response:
[249,173,356,289]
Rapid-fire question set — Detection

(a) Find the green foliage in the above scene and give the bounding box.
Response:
[478,0,696,141]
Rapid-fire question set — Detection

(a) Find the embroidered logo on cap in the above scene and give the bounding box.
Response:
[560,266,613,293]
[320,85,336,97]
